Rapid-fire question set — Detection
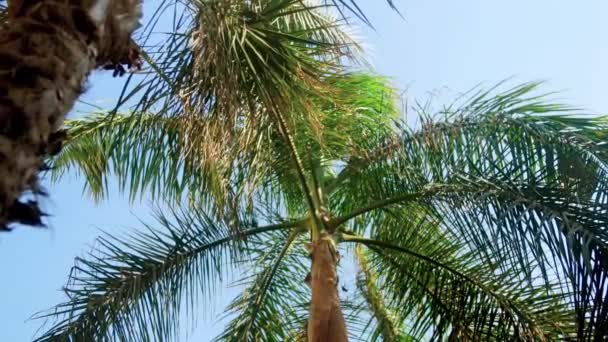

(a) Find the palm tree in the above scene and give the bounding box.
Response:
[35,0,608,341]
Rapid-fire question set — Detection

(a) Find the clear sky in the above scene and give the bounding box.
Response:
[1,1,607,341]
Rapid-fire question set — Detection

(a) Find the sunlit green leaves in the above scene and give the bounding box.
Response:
[330,83,608,338]
[294,73,398,160]
[46,79,608,340]
[51,72,397,219]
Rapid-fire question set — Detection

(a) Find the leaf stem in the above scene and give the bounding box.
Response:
[330,192,422,228]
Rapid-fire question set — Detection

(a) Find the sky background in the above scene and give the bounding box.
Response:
[1,1,608,341]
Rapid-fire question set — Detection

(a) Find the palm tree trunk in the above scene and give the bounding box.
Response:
[0,0,141,230]
[0,5,101,229]
[307,232,348,342]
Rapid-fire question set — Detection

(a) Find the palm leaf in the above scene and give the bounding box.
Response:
[214,231,309,341]
[330,83,608,338]
[51,73,397,218]
[83,0,367,217]
[131,0,362,156]
[341,204,575,340]
[34,206,301,341]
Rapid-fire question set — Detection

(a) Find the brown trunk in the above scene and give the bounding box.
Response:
[307,233,349,342]
[0,4,99,230]
[0,0,141,230]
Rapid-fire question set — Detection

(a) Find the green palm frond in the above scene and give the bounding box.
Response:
[34,206,301,341]
[121,0,368,216]
[251,72,398,213]
[292,73,398,160]
[354,239,573,340]
[215,232,308,341]
[51,114,184,203]
[133,0,362,136]
[51,110,299,223]
[50,112,280,218]
[51,73,396,217]
[330,83,608,338]
[341,204,575,340]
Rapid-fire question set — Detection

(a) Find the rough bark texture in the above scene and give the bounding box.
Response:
[8,0,143,75]
[0,0,141,230]
[308,233,349,342]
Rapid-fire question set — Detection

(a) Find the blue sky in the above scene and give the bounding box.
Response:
[1,1,607,341]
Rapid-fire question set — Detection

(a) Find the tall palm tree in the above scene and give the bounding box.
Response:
[35,0,608,341]
[40,82,608,341]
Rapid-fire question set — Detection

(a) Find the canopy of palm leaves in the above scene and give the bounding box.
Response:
[34,0,608,341]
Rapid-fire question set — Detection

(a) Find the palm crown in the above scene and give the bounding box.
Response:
[34,0,608,340]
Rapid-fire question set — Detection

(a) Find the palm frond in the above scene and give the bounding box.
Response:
[132,0,366,215]
[51,111,301,224]
[330,83,608,338]
[214,232,309,341]
[51,72,397,218]
[51,114,182,203]
[50,112,273,216]
[35,206,300,341]
[132,0,363,147]
[430,179,608,339]
[293,73,398,160]
[341,205,575,340]
[256,72,398,213]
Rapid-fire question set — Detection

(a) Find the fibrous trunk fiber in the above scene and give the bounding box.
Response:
[0,0,141,230]
[0,4,100,229]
